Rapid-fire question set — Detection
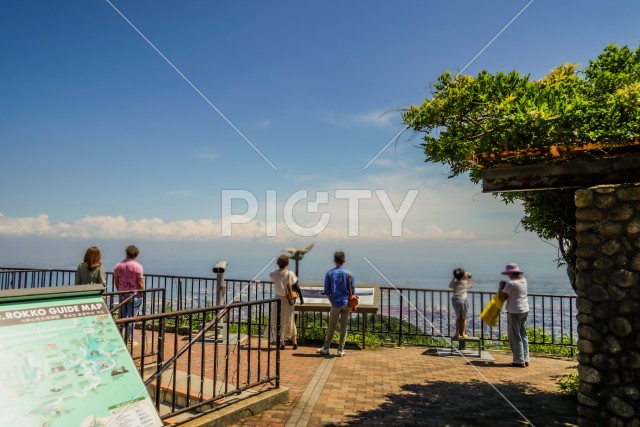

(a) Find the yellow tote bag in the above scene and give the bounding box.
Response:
[480,291,503,327]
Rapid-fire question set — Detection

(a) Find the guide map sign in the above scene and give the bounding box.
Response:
[0,285,162,427]
[295,284,379,313]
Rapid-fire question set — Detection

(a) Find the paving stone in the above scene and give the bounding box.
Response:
[229,345,578,426]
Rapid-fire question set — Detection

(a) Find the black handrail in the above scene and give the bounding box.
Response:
[0,267,577,352]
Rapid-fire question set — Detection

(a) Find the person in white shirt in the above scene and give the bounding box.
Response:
[269,255,299,350]
[449,268,472,338]
[499,263,530,368]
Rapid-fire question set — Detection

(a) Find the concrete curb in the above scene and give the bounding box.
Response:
[168,387,289,427]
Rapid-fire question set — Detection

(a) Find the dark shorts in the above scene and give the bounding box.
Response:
[452,298,468,319]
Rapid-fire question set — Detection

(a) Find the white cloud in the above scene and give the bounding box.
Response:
[0,214,215,240]
[0,212,478,244]
[0,213,53,236]
[352,110,396,127]
[319,109,397,128]
[255,159,526,245]
[422,224,476,240]
[0,152,527,246]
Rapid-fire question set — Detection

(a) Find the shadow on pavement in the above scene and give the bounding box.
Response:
[343,380,577,426]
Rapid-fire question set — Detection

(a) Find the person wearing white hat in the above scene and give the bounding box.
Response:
[498,263,530,368]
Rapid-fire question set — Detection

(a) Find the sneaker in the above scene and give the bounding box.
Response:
[292,343,298,350]
[316,348,329,356]
[280,344,286,350]
[337,351,346,357]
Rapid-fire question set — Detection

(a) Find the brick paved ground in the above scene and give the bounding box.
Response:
[132,330,577,426]
[231,345,578,427]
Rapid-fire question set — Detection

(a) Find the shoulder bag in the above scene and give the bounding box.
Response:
[285,271,300,305]
[347,272,359,311]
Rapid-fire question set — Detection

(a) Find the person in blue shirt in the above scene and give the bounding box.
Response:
[317,251,354,357]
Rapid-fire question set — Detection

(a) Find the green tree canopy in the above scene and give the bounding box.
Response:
[403,44,640,290]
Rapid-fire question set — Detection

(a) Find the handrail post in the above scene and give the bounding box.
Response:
[177,280,182,312]
[276,299,281,388]
[398,289,403,347]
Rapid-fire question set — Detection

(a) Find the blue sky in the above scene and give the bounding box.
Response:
[1,1,639,290]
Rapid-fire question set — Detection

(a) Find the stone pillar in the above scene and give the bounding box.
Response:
[574,184,640,426]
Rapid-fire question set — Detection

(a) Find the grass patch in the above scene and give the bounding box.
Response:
[551,365,578,396]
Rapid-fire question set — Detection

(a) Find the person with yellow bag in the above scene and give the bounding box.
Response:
[497,263,530,368]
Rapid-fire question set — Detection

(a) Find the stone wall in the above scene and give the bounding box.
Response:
[575,184,640,426]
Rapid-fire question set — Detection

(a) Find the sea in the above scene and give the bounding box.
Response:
[140,260,575,297]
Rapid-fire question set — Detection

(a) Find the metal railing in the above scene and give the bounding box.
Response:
[357,288,576,354]
[0,268,283,422]
[0,268,74,289]
[0,268,258,308]
[0,268,577,353]
[115,298,280,420]
[103,288,167,359]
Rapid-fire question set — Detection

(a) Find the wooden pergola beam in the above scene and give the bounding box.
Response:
[481,152,640,192]
[472,141,640,166]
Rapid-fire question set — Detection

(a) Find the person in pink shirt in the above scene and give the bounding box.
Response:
[113,245,145,344]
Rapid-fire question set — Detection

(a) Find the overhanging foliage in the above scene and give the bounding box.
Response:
[403,44,640,290]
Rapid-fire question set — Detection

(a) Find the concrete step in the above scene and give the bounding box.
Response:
[157,402,195,425]
[147,370,240,413]
[148,369,289,426]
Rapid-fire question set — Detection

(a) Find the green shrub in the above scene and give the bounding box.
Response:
[303,320,329,341]
[366,314,425,334]
[404,335,449,347]
[552,365,578,396]
[349,332,383,348]
[228,317,268,336]
[495,327,576,358]
[299,317,383,348]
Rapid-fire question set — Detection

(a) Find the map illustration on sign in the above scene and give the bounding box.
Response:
[298,286,377,306]
[0,290,162,427]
